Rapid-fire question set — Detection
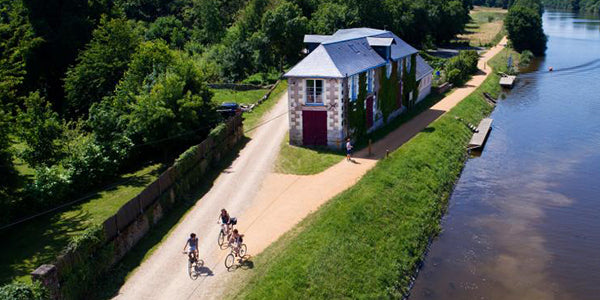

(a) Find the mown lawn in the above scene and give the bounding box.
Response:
[227,50,511,299]
[458,6,507,48]
[0,163,164,284]
[274,135,345,175]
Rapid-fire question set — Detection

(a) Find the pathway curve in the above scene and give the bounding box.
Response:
[114,37,506,299]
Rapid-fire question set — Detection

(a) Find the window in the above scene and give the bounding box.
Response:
[350,75,358,101]
[367,70,373,93]
[386,63,392,78]
[306,79,323,104]
[406,57,411,72]
[398,59,403,75]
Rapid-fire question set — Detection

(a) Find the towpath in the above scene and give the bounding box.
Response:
[113,37,506,299]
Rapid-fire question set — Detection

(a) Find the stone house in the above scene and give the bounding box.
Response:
[284,28,433,148]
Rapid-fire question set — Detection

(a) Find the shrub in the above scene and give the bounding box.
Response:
[0,282,47,300]
[27,164,73,208]
[519,50,534,67]
[447,68,462,85]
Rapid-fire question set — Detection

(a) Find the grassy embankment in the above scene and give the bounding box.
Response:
[0,163,164,284]
[227,48,516,298]
[458,6,507,48]
[1,81,287,285]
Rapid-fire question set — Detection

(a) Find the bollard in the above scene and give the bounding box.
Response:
[386,149,390,158]
[368,139,372,156]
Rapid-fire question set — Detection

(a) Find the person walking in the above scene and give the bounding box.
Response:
[346,138,353,161]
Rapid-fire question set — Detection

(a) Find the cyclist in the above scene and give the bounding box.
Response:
[183,233,199,262]
[229,229,244,259]
[218,209,236,238]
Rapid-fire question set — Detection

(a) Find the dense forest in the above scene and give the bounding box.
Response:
[472,0,512,8]
[543,0,600,12]
[0,0,475,226]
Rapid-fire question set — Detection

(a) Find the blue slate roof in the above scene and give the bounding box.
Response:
[285,28,420,78]
[416,55,434,80]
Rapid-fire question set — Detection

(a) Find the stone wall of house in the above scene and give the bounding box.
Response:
[287,78,304,145]
[325,78,343,148]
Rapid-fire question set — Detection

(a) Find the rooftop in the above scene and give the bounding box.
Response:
[285,28,421,78]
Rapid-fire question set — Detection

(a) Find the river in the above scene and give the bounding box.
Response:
[409,10,600,300]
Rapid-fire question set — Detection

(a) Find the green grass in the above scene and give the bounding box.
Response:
[211,88,269,105]
[0,163,164,284]
[226,50,510,299]
[457,6,507,48]
[243,80,288,134]
[274,135,345,175]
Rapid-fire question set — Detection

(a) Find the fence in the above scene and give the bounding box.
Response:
[31,113,244,299]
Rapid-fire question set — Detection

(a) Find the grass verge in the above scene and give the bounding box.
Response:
[211,88,269,106]
[226,50,511,298]
[0,163,164,284]
[243,80,288,135]
[274,135,345,175]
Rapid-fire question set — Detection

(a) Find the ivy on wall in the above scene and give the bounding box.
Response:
[402,54,418,109]
[378,61,399,123]
[347,72,367,139]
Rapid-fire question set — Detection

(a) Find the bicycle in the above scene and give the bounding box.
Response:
[224,242,247,269]
[184,251,204,279]
[217,217,237,248]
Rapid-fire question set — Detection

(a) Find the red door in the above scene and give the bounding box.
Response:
[366,96,374,129]
[302,110,327,146]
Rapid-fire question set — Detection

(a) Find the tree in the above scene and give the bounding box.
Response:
[261,2,308,70]
[145,16,189,48]
[185,0,225,44]
[505,2,547,55]
[64,18,141,117]
[310,3,359,34]
[17,92,64,167]
[0,0,41,107]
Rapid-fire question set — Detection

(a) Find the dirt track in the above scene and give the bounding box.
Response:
[113,38,506,299]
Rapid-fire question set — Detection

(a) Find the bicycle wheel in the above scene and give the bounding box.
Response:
[218,230,225,247]
[239,244,247,257]
[225,253,235,269]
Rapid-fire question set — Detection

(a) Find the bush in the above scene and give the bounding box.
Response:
[0,282,47,300]
[447,68,462,85]
[519,50,534,67]
[27,164,73,208]
[505,1,547,55]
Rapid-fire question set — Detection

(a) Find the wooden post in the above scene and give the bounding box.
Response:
[368,139,372,156]
[386,149,390,158]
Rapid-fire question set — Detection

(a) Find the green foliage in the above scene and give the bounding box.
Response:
[0,0,41,107]
[544,0,600,13]
[145,16,189,48]
[64,18,142,117]
[519,50,534,67]
[505,0,547,55]
[261,2,308,69]
[27,164,73,207]
[348,73,367,139]
[17,92,64,167]
[379,62,400,123]
[309,2,359,34]
[444,50,480,85]
[402,55,418,109]
[447,68,462,85]
[0,281,47,300]
[59,225,114,300]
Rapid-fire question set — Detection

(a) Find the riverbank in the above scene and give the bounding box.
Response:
[225,44,514,298]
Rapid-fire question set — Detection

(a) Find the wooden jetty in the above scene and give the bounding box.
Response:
[499,75,516,88]
[468,118,493,150]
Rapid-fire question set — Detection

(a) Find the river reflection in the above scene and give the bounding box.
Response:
[409,10,600,300]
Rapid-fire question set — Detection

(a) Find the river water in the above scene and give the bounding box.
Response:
[410,10,600,300]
